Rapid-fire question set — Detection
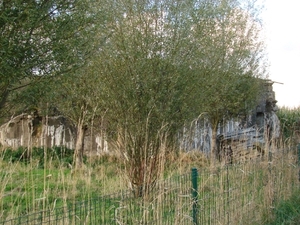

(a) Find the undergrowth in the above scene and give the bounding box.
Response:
[0,146,299,224]
[0,146,85,168]
[266,189,300,225]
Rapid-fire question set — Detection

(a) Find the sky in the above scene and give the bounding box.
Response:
[262,0,300,108]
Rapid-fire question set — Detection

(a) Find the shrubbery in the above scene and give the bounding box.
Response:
[277,106,300,146]
[266,190,300,225]
[0,146,85,168]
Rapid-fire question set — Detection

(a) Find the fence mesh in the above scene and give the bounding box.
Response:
[1,150,299,225]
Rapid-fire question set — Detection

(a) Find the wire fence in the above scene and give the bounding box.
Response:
[1,149,299,225]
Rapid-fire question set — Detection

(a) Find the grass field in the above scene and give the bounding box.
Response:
[0,148,128,219]
[0,144,299,224]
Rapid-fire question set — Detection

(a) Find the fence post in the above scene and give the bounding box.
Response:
[191,168,198,225]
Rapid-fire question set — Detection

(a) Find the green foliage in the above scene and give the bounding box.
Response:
[1,147,27,163]
[95,0,208,195]
[0,153,124,219]
[0,147,84,168]
[0,0,98,117]
[0,0,268,198]
[0,151,299,224]
[266,190,300,225]
[277,106,300,143]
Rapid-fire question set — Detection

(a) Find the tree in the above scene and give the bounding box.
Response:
[87,0,268,194]
[52,69,103,169]
[3,0,268,188]
[185,0,267,161]
[0,0,96,117]
[13,53,108,169]
[1,0,108,168]
[95,0,197,196]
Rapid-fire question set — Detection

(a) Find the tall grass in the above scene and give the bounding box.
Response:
[277,106,300,148]
[0,143,299,224]
[0,147,127,221]
[266,189,300,225]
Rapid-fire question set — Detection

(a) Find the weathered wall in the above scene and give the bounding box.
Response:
[0,114,108,155]
[0,80,279,155]
[180,80,280,153]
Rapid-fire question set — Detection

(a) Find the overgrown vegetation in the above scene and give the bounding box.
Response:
[0,0,267,194]
[0,148,205,220]
[277,106,300,146]
[0,147,299,224]
[0,147,77,168]
[266,190,300,225]
[2,0,299,223]
[0,149,126,219]
[0,0,97,118]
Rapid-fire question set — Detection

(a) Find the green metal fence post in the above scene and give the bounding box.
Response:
[191,168,199,225]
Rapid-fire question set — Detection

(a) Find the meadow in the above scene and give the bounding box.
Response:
[0,144,299,224]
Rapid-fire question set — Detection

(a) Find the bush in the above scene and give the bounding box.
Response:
[0,146,79,168]
[277,107,300,146]
[1,147,29,163]
[267,190,300,225]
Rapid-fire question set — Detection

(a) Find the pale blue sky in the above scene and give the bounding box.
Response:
[262,0,300,108]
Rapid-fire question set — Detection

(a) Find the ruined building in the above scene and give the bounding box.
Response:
[0,80,280,159]
[0,115,108,155]
[180,79,280,161]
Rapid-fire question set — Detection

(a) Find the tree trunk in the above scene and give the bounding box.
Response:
[73,109,87,170]
[74,123,85,170]
[210,120,219,164]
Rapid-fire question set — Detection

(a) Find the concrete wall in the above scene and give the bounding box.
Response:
[0,80,279,154]
[0,114,108,155]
